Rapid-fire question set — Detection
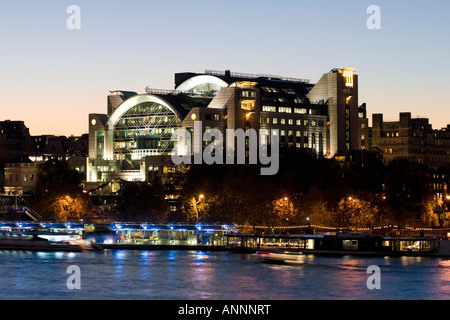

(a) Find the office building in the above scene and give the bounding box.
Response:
[87,68,368,185]
[372,112,450,168]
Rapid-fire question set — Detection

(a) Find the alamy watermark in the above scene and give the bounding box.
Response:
[366,265,381,290]
[66,265,81,290]
[171,121,280,176]
[66,5,81,30]
[367,5,381,30]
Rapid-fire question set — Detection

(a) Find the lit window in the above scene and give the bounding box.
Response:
[288,119,293,125]
[241,90,256,98]
[282,88,296,94]
[262,106,277,112]
[279,107,292,113]
[261,87,278,93]
[241,100,255,111]
[273,118,278,124]
[281,118,286,124]
[294,108,307,114]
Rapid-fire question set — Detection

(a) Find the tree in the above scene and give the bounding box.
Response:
[337,197,376,229]
[383,159,435,227]
[28,158,92,221]
[115,179,169,222]
[294,187,335,227]
[51,194,92,221]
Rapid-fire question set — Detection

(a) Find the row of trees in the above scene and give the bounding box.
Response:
[168,147,446,228]
[26,147,450,228]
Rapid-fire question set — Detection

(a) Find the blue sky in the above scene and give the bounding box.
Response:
[1,0,449,136]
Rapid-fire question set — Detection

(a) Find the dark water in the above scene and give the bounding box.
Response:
[0,249,449,300]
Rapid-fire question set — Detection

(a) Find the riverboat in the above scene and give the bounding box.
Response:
[256,250,304,264]
[0,232,83,252]
[226,233,450,257]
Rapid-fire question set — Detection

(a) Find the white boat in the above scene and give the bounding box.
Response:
[256,250,303,264]
[68,239,102,251]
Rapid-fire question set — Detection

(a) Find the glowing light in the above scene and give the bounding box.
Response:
[342,68,357,87]
[191,113,197,121]
[91,119,96,126]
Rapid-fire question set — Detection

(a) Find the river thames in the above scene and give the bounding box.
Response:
[0,249,449,300]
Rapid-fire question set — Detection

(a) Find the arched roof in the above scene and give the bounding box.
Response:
[107,94,183,127]
[175,74,228,93]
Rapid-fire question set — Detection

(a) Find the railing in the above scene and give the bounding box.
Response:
[145,87,180,95]
[205,70,310,84]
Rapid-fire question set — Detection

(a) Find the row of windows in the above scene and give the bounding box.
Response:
[386,132,400,137]
[241,90,257,98]
[280,130,310,137]
[262,105,313,114]
[260,87,298,95]
[260,117,324,127]
[7,173,35,183]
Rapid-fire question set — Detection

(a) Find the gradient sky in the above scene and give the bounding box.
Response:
[1,0,449,136]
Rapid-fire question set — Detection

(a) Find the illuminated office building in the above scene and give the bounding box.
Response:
[87,68,368,185]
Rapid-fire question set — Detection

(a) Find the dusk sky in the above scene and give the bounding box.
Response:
[1,0,449,136]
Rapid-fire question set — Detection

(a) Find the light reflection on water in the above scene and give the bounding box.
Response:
[0,250,449,300]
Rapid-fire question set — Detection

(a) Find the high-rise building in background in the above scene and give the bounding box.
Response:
[372,112,450,167]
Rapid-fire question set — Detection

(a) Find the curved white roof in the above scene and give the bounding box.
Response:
[175,74,228,93]
[108,94,181,127]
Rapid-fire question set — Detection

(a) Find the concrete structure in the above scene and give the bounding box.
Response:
[372,112,450,167]
[307,68,360,156]
[0,120,33,170]
[87,68,368,186]
[3,162,38,195]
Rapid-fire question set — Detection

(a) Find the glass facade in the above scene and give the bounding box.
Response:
[184,82,223,96]
[113,102,178,162]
